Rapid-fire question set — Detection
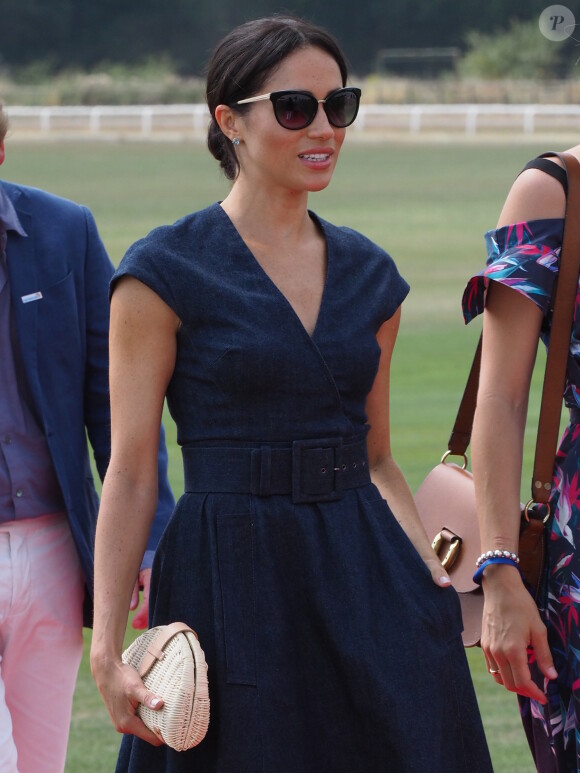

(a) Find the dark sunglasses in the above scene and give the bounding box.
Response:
[235,87,361,130]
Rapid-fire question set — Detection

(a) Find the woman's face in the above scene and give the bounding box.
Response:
[234,46,347,196]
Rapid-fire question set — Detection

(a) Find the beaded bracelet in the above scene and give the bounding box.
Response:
[473,556,521,585]
[475,549,520,568]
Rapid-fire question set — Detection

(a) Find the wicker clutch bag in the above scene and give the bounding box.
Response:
[122,621,210,751]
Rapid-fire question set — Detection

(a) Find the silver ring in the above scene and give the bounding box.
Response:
[489,668,500,675]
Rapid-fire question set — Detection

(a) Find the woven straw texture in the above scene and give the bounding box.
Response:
[122,625,210,751]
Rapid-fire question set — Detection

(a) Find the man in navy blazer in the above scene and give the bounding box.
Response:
[0,105,174,772]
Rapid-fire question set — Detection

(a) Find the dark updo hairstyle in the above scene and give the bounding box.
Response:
[206,15,349,181]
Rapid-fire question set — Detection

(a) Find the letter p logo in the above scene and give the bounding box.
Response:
[539,5,576,40]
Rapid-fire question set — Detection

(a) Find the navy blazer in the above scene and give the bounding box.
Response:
[2,179,174,626]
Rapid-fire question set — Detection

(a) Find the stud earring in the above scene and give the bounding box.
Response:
[232,137,240,146]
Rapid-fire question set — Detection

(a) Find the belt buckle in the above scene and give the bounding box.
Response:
[292,437,343,504]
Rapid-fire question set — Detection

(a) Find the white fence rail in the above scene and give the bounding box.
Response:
[5,104,580,138]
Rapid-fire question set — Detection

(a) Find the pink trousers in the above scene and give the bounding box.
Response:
[0,514,84,773]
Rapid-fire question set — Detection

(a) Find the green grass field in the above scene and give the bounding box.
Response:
[2,137,555,772]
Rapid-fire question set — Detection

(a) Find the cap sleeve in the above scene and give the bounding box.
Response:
[462,218,564,324]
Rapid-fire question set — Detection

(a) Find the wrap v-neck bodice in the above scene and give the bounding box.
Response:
[218,205,328,340]
[113,202,409,448]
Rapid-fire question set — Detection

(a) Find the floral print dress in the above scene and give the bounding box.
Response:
[463,216,580,772]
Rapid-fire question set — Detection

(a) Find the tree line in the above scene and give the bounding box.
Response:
[0,0,557,77]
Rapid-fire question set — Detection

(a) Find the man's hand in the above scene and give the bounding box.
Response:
[130,568,152,629]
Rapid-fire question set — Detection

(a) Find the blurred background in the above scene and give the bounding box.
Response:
[0,0,578,106]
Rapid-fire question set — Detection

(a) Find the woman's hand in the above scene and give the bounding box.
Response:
[481,564,557,704]
[130,568,152,630]
[407,536,453,588]
[90,651,165,745]
[420,552,453,588]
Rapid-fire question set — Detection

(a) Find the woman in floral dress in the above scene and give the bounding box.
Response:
[464,146,580,771]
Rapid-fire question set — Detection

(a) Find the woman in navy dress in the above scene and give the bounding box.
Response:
[90,16,492,772]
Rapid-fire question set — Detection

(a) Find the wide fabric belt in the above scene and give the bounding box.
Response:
[182,437,371,504]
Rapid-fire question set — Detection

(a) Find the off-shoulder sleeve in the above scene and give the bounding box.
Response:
[462,218,564,324]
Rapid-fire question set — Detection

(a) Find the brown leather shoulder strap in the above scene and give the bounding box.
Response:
[448,151,580,503]
[448,337,481,456]
[533,151,580,501]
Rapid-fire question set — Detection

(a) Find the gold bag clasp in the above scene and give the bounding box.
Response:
[432,528,462,569]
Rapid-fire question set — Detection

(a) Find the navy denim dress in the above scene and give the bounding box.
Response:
[113,203,492,772]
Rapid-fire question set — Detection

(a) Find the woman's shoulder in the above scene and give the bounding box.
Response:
[113,204,224,300]
[309,211,409,315]
[127,203,222,257]
[309,210,392,260]
[118,204,229,286]
[498,151,574,226]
